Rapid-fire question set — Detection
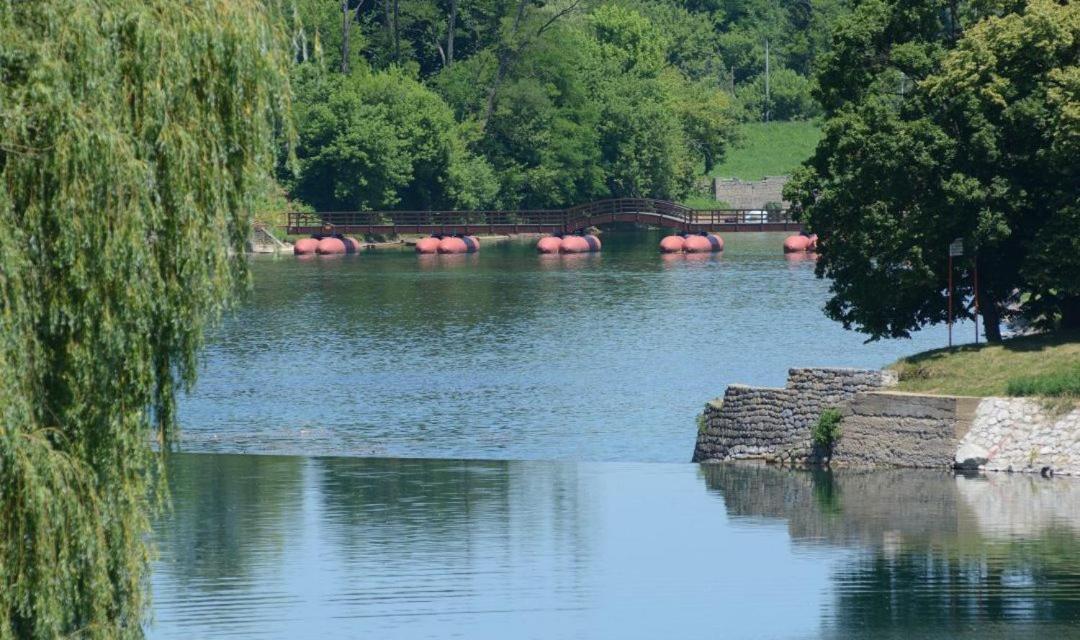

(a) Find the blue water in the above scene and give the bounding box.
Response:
[177,231,960,462]
[150,456,1080,639]
[151,232,1067,640]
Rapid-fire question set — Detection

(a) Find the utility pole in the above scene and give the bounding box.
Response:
[764,39,770,123]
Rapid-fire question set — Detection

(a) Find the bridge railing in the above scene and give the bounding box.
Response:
[287,209,568,229]
[285,199,795,232]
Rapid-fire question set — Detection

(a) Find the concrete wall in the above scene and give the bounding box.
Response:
[713,176,789,209]
[835,393,980,468]
[693,368,897,463]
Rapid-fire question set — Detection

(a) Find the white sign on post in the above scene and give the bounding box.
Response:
[949,238,964,257]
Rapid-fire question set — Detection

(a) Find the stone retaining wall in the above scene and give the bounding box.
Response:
[835,393,980,468]
[958,398,1080,475]
[694,369,1080,475]
[693,368,897,463]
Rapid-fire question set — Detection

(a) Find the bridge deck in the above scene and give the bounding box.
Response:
[286,198,801,236]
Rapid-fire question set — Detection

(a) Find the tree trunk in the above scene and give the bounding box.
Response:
[1060,296,1080,331]
[341,0,352,74]
[482,0,529,131]
[982,300,1002,343]
[383,0,393,56]
[393,0,401,61]
[447,0,457,67]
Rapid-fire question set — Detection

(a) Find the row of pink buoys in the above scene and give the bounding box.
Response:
[415,235,480,254]
[536,234,602,254]
[294,236,362,255]
[783,234,819,253]
[659,233,724,254]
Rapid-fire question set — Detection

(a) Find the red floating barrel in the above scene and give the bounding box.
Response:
[416,236,441,254]
[560,236,590,254]
[343,237,362,254]
[438,236,468,254]
[706,233,724,252]
[807,234,819,252]
[461,236,480,253]
[537,236,562,254]
[683,235,712,253]
[783,235,812,253]
[316,237,347,255]
[294,237,319,255]
[584,234,602,252]
[659,235,686,253]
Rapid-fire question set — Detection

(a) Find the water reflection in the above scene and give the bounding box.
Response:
[151,455,1080,639]
[702,465,1080,638]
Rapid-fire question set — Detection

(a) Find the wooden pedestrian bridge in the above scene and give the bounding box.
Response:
[286,198,800,236]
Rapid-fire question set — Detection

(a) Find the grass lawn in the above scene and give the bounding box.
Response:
[710,120,823,180]
[890,331,1080,398]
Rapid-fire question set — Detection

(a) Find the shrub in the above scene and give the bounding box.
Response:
[812,408,844,463]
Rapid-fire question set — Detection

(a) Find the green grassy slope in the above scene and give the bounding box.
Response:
[711,121,823,180]
[890,331,1080,398]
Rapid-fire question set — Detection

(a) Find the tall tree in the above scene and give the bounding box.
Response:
[0,1,290,636]
[787,0,1080,341]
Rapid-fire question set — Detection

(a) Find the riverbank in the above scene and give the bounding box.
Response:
[694,364,1080,476]
[890,330,1080,398]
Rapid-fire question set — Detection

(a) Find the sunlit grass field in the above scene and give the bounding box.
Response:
[710,120,823,181]
[890,331,1080,398]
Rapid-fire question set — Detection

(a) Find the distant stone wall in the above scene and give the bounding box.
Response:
[693,368,897,463]
[713,176,789,209]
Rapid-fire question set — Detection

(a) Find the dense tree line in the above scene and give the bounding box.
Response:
[280,0,851,211]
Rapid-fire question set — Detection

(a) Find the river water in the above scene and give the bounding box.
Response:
[152,455,1080,639]
[177,231,953,462]
[150,231,1080,639]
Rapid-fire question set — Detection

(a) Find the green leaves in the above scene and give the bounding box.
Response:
[0,1,290,636]
[791,0,1080,341]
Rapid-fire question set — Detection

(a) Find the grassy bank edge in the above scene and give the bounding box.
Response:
[889,331,1080,399]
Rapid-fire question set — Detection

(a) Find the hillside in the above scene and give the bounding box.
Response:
[711,121,823,181]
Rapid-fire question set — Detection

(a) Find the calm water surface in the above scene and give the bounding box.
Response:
[178,232,958,462]
[154,231,1045,639]
[151,455,1080,639]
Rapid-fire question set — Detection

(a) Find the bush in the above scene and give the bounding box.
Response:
[1006,368,1080,398]
[812,408,843,463]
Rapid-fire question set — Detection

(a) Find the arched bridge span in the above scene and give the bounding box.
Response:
[285,198,800,236]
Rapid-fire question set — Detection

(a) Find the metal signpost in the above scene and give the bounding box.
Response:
[948,238,964,348]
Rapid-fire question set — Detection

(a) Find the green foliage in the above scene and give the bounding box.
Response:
[787,0,1080,342]
[283,0,860,210]
[1007,369,1080,399]
[737,66,820,121]
[0,1,289,636]
[287,65,495,210]
[812,408,844,461]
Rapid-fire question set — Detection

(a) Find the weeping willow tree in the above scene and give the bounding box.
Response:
[0,1,291,637]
